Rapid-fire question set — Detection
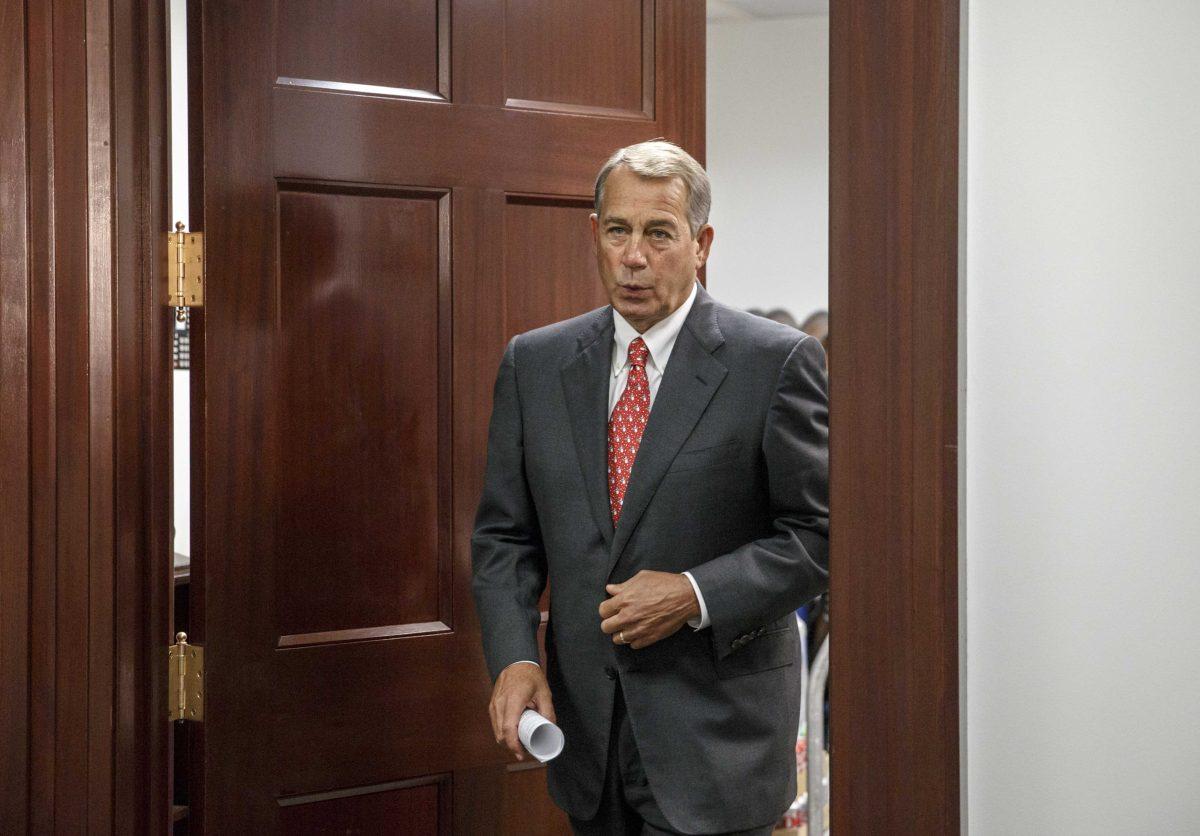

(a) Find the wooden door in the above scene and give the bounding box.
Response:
[191,1,703,831]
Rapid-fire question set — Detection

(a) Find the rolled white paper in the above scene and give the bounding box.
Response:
[517,709,564,763]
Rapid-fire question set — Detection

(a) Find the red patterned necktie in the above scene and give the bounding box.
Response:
[608,337,651,526]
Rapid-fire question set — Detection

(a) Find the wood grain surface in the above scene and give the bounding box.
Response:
[830,1,962,832]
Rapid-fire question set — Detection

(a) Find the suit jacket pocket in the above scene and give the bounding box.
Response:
[714,626,796,680]
[667,439,742,474]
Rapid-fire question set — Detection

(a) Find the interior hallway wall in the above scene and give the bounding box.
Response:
[170,0,191,558]
[706,15,828,324]
[966,2,1200,831]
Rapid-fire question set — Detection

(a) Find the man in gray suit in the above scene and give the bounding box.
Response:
[472,140,829,835]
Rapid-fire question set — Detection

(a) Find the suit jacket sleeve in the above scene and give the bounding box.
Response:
[687,334,829,660]
[470,336,548,681]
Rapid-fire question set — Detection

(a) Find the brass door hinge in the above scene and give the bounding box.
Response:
[169,632,204,722]
[166,222,204,322]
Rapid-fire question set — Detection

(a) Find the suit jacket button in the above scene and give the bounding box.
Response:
[604,666,617,680]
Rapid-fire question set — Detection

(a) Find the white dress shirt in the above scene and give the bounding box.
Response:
[607,281,711,631]
[505,282,709,673]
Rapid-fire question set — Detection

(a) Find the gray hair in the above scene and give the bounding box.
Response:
[593,140,711,238]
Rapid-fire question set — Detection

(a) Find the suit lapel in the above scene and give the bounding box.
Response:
[561,309,616,548]
[607,288,727,576]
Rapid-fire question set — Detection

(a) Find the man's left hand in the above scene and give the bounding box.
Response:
[599,570,700,650]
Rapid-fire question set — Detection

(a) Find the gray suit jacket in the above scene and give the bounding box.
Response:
[471,284,829,833]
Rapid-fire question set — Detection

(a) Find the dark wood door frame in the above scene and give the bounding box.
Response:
[1,0,173,830]
[829,1,963,831]
[0,0,961,831]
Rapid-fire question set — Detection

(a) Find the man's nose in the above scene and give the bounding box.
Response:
[620,238,648,269]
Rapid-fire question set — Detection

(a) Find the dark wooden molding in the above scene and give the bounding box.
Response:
[0,0,33,829]
[0,0,169,830]
[829,0,962,832]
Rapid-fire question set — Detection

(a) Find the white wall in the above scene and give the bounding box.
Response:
[966,2,1200,832]
[706,16,828,323]
[170,0,190,558]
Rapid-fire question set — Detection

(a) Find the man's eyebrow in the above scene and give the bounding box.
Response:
[602,215,679,229]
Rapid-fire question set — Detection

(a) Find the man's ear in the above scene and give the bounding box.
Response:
[589,213,600,250]
[694,224,714,269]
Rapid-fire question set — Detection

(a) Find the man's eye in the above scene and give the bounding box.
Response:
[650,230,670,239]
[607,227,627,235]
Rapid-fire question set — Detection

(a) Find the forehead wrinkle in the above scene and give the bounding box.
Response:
[601,169,690,227]
[603,212,679,228]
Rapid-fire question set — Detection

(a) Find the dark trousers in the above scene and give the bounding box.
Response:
[568,683,775,836]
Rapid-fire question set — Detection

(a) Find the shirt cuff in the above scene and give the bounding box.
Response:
[503,660,541,671]
[682,571,711,630]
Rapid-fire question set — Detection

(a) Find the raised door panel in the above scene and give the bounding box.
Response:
[501,194,608,620]
[276,185,451,644]
[504,0,653,118]
[278,775,450,835]
[276,0,449,99]
[502,195,608,337]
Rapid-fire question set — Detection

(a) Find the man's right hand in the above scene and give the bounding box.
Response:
[488,662,556,762]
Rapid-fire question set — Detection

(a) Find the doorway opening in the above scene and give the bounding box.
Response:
[706,3,830,831]
[166,0,200,829]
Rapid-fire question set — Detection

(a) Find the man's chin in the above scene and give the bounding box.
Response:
[612,300,658,329]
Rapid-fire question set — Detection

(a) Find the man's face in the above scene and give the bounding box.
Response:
[590,166,714,333]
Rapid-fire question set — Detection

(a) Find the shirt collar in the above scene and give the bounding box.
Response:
[612,281,699,377]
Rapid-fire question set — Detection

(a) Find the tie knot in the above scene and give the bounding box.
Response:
[627,337,649,368]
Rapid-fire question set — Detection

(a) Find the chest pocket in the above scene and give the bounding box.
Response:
[667,439,742,474]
